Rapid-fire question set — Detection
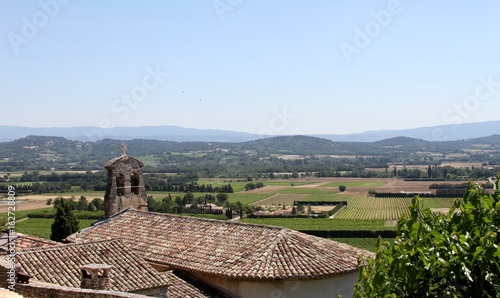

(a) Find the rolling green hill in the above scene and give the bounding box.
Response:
[0,135,499,178]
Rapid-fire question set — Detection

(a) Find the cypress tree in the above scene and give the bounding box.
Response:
[50,198,79,242]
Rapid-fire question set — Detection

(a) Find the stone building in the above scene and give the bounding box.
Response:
[67,209,374,297]
[104,145,148,217]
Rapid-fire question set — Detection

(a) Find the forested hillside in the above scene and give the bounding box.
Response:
[0,135,499,179]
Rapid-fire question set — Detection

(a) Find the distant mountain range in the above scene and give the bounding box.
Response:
[0,125,257,143]
[312,121,500,142]
[1,121,499,143]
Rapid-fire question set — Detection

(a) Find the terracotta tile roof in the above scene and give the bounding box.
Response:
[0,233,61,256]
[68,209,374,281]
[15,240,168,293]
[9,233,61,250]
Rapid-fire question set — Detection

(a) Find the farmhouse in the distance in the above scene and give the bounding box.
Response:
[2,149,374,297]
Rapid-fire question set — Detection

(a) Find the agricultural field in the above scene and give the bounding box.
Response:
[14,218,97,239]
[197,179,249,192]
[244,188,460,221]
[273,187,336,194]
[226,193,271,205]
[240,218,392,231]
[169,151,207,158]
[269,154,306,160]
[336,195,459,220]
[135,155,161,167]
[302,193,344,201]
[323,181,387,188]
[440,162,485,168]
[0,207,53,222]
[432,197,462,207]
[250,194,308,206]
[0,193,107,213]
[264,181,317,187]
[196,178,314,191]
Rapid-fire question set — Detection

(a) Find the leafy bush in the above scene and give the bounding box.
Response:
[355,178,500,297]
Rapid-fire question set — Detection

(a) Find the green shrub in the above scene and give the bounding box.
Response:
[355,178,500,297]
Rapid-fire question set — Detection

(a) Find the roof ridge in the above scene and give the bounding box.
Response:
[127,208,287,231]
[16,233,60,243]
[18,239,121,254]
[262,228,290,279]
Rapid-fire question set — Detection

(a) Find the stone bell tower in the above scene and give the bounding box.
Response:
[104,144,148,217]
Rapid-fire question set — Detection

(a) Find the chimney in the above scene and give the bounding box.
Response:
[80,264,113,291]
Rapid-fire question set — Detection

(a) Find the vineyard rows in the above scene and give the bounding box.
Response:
[336,195,460,220]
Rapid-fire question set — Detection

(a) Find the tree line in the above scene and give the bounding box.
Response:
[1,171,234,194]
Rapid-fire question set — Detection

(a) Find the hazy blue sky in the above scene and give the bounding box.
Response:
[1,1,499,135]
